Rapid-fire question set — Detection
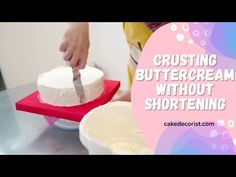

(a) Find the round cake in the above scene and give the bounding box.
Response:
[37,66,104,107]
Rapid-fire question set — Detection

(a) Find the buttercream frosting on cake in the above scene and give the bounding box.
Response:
[37,66,104,107]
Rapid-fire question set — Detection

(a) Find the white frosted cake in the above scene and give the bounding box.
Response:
[37,66,104,107]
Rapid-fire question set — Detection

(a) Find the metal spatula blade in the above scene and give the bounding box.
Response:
[72,67,86,104]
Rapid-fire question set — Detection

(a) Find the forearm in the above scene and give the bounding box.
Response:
[68,22,89,29]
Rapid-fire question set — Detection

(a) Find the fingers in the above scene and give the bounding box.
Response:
[63,48,73,61]
[59,34,89,68]
[111,90,131,102]
[69,54,79,68]
[59,22,90,69]
[69,50,88,69]
[79,52,88,69]
[59,41,67,52]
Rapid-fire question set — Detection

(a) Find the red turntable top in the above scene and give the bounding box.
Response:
[15,80,120,122]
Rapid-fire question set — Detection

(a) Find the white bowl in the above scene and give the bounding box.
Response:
[79,101,152,155]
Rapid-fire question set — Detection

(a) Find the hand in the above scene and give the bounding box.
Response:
[59,22,90,69]
[112,89,131,102]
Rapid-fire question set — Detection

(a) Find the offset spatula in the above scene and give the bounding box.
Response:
[72,67,86,104]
